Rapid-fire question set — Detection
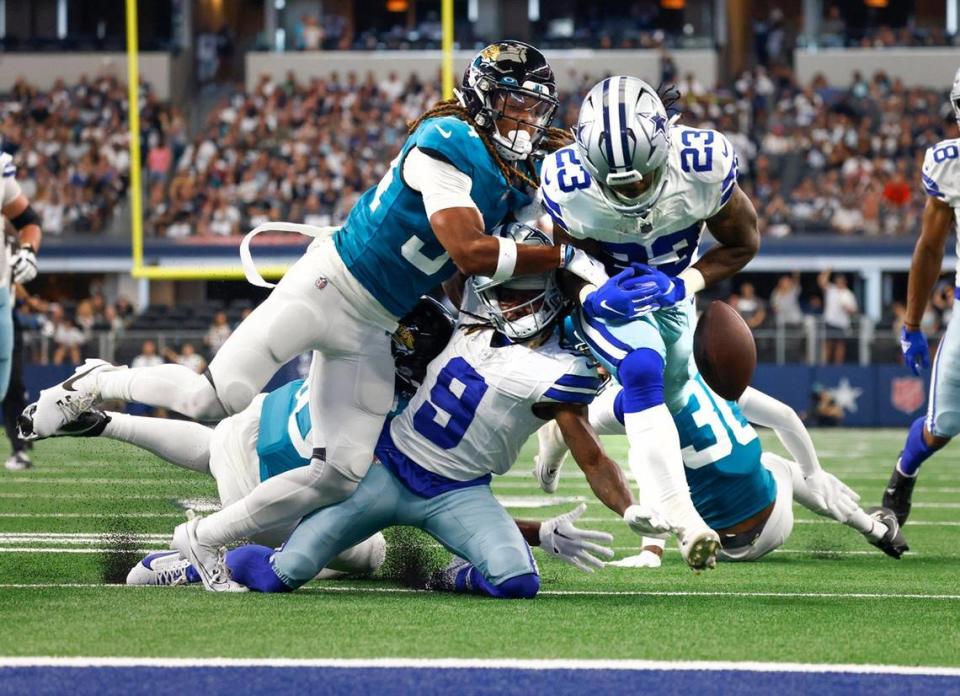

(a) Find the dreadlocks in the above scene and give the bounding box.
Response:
[407,100,572,191]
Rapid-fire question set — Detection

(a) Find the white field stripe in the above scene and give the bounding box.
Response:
[1,656,959,676]
[0,512,184,518]
[1,584,959,604]
[0,478,212,486]
[574,517,960,527]
[0,547,162,554]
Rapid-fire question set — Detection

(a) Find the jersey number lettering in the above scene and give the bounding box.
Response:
[676,380,755,470]
[554,149,591,193]
[413,357,488,449]
[369,153,401,213]
[402,236,450,275]
[934,144,960,163]
[679,130,714,173]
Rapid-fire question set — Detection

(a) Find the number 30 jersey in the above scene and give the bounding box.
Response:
[921,138,960,286]
[539,125,739,276]
[382,325,602,486]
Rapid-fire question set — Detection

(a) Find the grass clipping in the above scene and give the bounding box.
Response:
[378,526,450,588]
[98,516,146,584]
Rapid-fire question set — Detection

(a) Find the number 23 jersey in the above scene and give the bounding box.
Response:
[539,125,739,276]
[386,326,602,482]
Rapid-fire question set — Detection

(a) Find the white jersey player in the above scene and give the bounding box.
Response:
[883,66,960,522]
[536,77,760,569]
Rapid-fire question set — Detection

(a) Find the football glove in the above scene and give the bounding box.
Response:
[804,469,861,523]
[899,326,929,376]
[581,266,657,322]
[538,503,614,573]
[623,503,676,537]
[11,244,38,284]
[559,244,609,288]
[626,263,687,313]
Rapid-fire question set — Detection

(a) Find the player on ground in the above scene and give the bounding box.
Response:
[0,148,41,404]
[536,377,908,565]
[196,224,651,597]
[537,77,761,569]
[883,67,960,524]
[22,42,620,591]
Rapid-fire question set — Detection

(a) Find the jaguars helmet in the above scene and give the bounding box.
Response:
[575,76,671,218]
[392,296,456,401]
[456,40,558,161]
[471,222,566,342]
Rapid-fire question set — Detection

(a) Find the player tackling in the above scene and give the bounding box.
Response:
[537,77,761,569]
[884,66,960,523]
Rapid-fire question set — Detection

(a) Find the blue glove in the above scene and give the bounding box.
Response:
[582,267,649,322]
[626,263,687,312]
[900,326,930,376]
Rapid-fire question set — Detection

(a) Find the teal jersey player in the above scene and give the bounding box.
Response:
[335,115,533,317]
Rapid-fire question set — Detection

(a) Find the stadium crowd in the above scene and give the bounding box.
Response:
[141,64,951,240]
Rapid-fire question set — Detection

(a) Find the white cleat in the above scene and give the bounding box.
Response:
[4,451,32,471]
[533,454,562,494]
[171,517,247,592]
[20,359,119,440]
[679,527,721,573]
[126,552,194,586]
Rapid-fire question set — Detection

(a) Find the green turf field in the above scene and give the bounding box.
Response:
[0,429,957,665]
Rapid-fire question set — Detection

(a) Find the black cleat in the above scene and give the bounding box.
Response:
[865,506,910,559]
[882,465,917,526]
[20,404,111,440]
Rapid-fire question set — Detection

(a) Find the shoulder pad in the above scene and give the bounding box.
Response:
[673,126,739,213]
[539,146,595,234]
[922,140,960,204]
[415,116,488,177]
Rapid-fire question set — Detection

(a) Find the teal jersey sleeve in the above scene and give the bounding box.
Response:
[414,116,491,179]
[256,379,312,482]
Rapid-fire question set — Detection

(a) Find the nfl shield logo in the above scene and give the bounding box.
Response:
[315,276,328,290]
[891,377,925,414]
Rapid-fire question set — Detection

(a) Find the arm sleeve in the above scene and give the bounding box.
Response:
[737,386,821,477]
[402,147,477,218]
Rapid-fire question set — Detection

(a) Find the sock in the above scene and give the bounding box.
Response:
[95,364,226,420]
[897,417,941,477]
[641,537,667,552]
[225,545,292,593]
[102,412,213,474]
[624,405,707,533]
[185,564,200,584]
[844,508,887,541]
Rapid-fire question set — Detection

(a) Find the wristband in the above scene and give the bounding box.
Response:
[491,237,518,283]
[677,267,705,297]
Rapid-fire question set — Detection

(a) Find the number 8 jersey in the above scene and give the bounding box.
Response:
[922,138,960,286]
[539,125,739,276]
[381,324,602,484]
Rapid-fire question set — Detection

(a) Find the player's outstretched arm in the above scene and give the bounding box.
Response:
[698,185,760,287]
[540,403,633,515]
[906,196,953,329]
[514,505,614,573]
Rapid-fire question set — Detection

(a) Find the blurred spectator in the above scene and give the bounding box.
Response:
[204,311,232,356]
[770,273,803,324]
[52,317,85,366]
[819,269,859,364]
[132,340,163,369]
[734,283,767,329]
[164,342,206,374]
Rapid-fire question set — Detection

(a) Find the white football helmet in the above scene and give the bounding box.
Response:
[951,66,960,122]
[471,222,565,342]
[575,76,671,218]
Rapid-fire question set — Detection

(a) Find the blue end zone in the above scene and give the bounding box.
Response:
[2,666,958,696]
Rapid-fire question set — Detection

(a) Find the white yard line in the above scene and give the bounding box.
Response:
[0,656,958,676]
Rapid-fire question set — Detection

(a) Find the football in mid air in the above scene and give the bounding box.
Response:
[693,300,757,401]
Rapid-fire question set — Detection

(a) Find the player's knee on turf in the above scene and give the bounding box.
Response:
[618,349,665,413]
[225,545,293,593]
[494,573,540,599]
[482,542,538,597]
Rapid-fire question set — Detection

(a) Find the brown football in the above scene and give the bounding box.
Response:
[693,300,757,401]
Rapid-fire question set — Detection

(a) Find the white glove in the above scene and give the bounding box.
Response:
[538,503,614,573]
[804,470,861,523]
[623,503,676,538]
[559,245,609,288]
[11,245,37,284]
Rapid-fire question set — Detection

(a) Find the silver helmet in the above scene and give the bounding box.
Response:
[575,76,671,217]
[471,222,565,342]
[951,67,960,122]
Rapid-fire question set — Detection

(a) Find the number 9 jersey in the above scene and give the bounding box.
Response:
[539,125,739,277]
[922,137,960,287]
